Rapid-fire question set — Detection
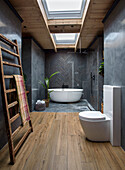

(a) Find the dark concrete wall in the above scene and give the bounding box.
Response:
[31,40,45,110]
[85,38,104,110]
[45,37,103,110]
[22,38,45,111]
[22,39,32,109]
[0,0,22,149]
[104,0,125,150]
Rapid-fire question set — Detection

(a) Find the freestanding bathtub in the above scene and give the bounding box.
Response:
[48,88,83,103]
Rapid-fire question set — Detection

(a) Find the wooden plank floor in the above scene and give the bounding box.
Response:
[0,112,125,170]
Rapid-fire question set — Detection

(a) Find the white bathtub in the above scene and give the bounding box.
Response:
[48,88,83,103]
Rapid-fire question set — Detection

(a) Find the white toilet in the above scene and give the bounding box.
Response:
[79,85,121,146]
[79,111,110,141]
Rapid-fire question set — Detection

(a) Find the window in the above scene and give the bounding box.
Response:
[46,0,83,11]
[53,33,78,44]
[42,0,86,19]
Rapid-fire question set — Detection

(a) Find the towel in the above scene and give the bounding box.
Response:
[36,100,45,104]
[14,75,30,124]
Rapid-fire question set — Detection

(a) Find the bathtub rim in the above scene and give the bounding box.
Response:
[48,88,83,92]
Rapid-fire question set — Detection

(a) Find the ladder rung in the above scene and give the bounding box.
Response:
[1,47,19,57]
[0,34,17,47]
[6,88,16,93]
[3,61,21,68]
[4,75,13,79]
[12,126,22,138]
[8,101,18,109]
[10,113,20,123]
[14,128,31,155]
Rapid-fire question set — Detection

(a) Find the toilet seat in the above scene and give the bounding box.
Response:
[79,111,106,121]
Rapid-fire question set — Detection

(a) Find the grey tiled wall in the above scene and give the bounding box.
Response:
[104,0,125,150]
[45,49,85,89]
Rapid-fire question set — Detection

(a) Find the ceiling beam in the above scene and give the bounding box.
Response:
[48,19,82,33]
[36,0,57,52]
[48,19,82,26]
[48,25,81,33]
[75,0,91,52]
[56,44,75,49]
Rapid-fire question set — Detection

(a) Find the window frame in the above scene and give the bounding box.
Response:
[53,33,78,44]
[42,0,86,19]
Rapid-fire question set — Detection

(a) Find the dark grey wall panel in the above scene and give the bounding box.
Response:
[31,40,45,110]
[22,39,32,109]
[104,0,125,150]
[0,0,22,150]
[22,38,45,111]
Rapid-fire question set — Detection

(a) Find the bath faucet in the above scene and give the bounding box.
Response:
[62,83,65,88]
[62,83,69,88]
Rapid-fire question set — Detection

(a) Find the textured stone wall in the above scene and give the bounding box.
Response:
[22,38,45,111]
[104,0,125,150]
[0,0,22,150]
[45,49,85,89]
[86,38,104,111]
[22,39,32,109]
[31,40,45,110]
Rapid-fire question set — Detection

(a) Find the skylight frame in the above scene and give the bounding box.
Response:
[42,0,86,19]
[53,33,78,45]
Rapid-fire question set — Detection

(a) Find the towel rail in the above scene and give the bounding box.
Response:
[10,113,20,123]
[1,47,19,57]
[0,34,17,47]
[0,35,33,164]
[6,89,16,93]
[3,61,21,68]
[8,101,18,109]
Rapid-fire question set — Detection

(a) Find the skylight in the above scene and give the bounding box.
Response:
[56,33,76,41]
[42,0,86,19]
[53,33,78,44]
[46,0,83,11]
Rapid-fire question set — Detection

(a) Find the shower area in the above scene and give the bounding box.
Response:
[45,38,104,110]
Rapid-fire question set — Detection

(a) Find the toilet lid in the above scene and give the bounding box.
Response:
[79,111,106,120]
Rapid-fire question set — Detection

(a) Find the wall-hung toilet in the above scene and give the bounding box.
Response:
[79,111,110,141]
[79,85,121,146]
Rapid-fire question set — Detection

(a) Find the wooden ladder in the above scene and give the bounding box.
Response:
[0,34,33,164]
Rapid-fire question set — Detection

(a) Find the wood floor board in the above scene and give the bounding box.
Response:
[90,143,113,170]
[105,144,125,169]
[68,134,84,170]
[67,113,77,136]
[81,162,97,170]
[56,114,67,156]
[38,120,60,170]
[0,112,125,170]
[21,113,56,170]
[53,155,67,170]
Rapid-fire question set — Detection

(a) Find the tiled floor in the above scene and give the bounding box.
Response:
[34,99,95,112]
